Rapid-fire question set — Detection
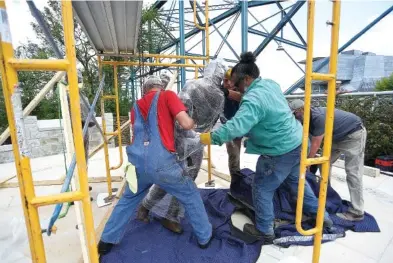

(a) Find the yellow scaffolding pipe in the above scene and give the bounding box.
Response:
[8,58,69,71]
[0,1,46,261]
[295,1,342,263]
[0,1,99,262]
[99,56,114,197]
[193,0,210,63]
[110,65,124,170]
[101,52,208,60]
[100,60,204,68]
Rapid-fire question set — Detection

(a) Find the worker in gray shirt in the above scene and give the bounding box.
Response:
[289,99,367,222]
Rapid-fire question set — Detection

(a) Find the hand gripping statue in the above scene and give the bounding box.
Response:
[137,59,227,233]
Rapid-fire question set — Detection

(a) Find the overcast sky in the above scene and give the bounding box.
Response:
[5,0,393,92]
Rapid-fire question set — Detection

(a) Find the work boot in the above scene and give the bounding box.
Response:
[198,228,214,249]
[324,217,334,228]
[160,218,183,234]
[136,205,150,223]
[230,171,242,190]
[243,224,275,245]
[336,211,364,221]
[98,240,114,256]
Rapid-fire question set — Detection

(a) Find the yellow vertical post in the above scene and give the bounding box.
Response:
[194,66,198,79]
[0,1,46,262]
[111,64,124,170]
[297,1,316,232]
[193,0,209,62]
[296,1,342,263]
[100,62,113,197]
[61,2,99,262]
[312,1,341,263]
[205,0,210,63]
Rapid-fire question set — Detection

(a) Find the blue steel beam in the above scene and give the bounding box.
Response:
[276,2,307,46]
[196,2,240,60]
[248,10,305,73]
[249,3,294,28]
[152,0,167,10]
[284,4,393,94]
[253,0,305,57]
[241,0,248,52]
[159,4,240,52]
[179,0,186,88]
[159,0,278,53]
[248,28,306,50]
[215,13,240,58]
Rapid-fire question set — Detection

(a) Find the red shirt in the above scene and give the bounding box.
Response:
[130,90,187,152]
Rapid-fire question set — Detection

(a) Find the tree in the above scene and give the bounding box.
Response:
[31,1,98,97]
[375,73,393,91]
[0,1,170,137]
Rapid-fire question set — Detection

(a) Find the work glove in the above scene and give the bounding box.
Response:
[199,132,211,145]
[220,86,229,97]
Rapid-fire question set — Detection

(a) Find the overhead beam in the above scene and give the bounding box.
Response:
[159,5,241,52]
[284,4,393,94]
[248,28,306,50]
[276,2,307,46]
[159,0,281,53]
[253,0,305,57]
[195,2,240,60]
[241,0,248,52]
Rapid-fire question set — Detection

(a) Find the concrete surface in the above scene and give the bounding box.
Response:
[0,145,392,263]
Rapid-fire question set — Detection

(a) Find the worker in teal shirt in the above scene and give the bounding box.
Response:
[200,52,333,244]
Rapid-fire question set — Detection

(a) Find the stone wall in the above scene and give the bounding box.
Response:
[0,113,114,164]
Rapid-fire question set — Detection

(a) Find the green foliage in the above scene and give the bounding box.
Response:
[338,97,393,166]
[312,96,393,166]
[139,6,172,54]
[375,73,393,91]
[0,1,169,137]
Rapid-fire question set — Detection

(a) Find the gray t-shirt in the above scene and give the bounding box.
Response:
[310,107,362,141]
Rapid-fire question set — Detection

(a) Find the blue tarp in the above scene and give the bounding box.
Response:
[101,169,380,263]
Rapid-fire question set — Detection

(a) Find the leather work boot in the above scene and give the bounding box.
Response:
[136,205,150,223]
[243,223,275,245]
[98,240,114,257]
[160,218,183,234]
[336,211,364,221]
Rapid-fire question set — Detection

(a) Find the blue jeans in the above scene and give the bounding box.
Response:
[253,145,330,235]
[101,162,212,245]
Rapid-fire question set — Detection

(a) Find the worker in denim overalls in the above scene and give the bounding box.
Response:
[98,76,213,257]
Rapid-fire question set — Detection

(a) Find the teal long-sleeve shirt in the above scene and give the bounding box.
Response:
[211,78,302,156]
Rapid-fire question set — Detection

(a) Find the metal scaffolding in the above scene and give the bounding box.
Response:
[149,0,393,95]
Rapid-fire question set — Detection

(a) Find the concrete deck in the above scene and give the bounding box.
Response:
[1,145,392,263]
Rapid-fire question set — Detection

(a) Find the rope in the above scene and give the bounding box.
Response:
[56,83,73,219]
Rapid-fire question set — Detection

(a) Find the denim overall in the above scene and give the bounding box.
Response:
[101,91,212,245]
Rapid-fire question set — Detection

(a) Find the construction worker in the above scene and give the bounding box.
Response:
[98,76,213,257]
[199,52,333,244]
[289,99,366,221]
[220,68,243,187]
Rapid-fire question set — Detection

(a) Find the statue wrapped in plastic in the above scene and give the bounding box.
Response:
[138,59,226,230]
